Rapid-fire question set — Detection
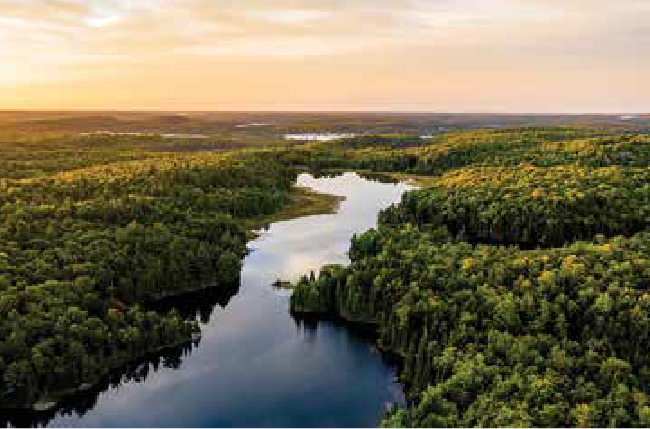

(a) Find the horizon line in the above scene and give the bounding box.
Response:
[0,108,647,116]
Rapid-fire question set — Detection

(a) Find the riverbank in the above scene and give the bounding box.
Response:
[20,171,410,428]
[314,167,438,188]
[245,185,345,239]
[5,337,197,414]
[288,131,650,427]
[3,178,346,416]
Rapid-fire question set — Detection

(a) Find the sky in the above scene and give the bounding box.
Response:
[0,0,647,112]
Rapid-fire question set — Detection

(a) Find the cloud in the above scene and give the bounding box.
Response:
[0,0,643,59]
[0,0,647,111]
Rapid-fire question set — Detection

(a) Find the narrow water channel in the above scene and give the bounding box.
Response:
[40,172,416,428]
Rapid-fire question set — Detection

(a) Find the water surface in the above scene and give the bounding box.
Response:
[283,133,356,141]
[42,172,415,428]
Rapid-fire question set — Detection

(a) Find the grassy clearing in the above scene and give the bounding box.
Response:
[245,186,345,239]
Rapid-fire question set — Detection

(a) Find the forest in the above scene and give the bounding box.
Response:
[290,128,650,427]
[0,134,296,410]
[1,123,650,427]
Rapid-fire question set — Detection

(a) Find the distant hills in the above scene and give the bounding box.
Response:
[0,111,647,136]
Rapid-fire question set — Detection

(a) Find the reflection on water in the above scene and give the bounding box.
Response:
[7,172,415,428]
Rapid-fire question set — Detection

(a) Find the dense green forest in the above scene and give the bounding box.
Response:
[0,135,296,410]
[291,129,650,427]
[2,124,650,427]
[1,283,234,427]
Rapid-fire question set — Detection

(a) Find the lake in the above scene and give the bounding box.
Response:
[283,133,356,141]
[17,172,416,428]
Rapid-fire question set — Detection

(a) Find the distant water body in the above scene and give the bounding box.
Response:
[283,133,441,141]
[284,133,357,141]
[30,172,415,428]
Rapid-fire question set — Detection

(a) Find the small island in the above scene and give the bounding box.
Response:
[272,278,293,289]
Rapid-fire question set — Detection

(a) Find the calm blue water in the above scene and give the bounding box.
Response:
[39,172,415,428]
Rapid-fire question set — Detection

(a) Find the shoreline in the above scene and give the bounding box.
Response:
[2,180,345,414]
[245,185,345,239]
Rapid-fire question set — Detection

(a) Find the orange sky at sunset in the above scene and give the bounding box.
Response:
[0,0,647,112]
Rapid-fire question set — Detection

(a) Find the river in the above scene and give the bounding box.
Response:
[22,172,416,428]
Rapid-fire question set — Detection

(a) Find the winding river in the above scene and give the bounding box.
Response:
[28,172,416,428]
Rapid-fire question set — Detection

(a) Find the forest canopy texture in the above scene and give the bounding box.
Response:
[0,137,295,410]
[1,127,650,428]
[289,129,650,427]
